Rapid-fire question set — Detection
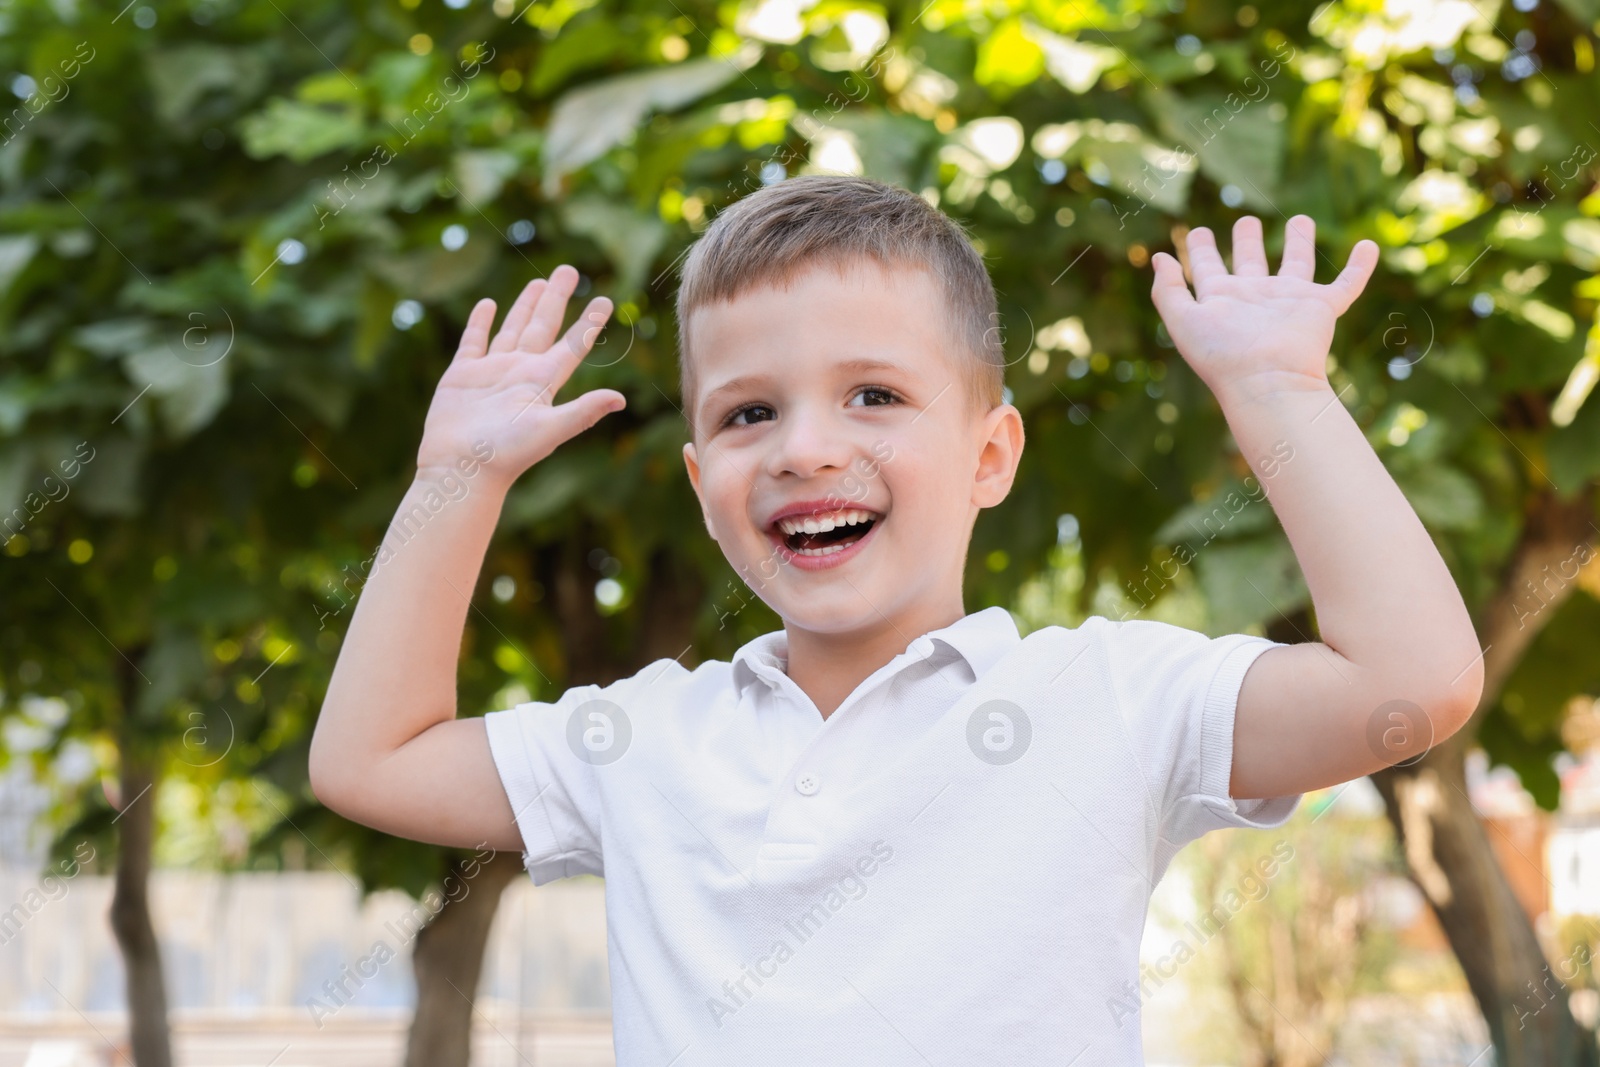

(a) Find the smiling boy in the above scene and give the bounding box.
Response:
[310,175,1484,1064]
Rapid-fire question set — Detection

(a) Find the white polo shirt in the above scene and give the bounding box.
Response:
[483,606,1301,1066]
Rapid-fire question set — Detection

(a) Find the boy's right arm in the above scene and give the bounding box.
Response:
[307,265,626,852]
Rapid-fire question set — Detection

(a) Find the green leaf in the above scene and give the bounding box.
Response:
[531,16,632,97]
[1552,0,1600,23]
[560,194,669,297]
[1421,342,1485,385]
[1194,532,1308,634]
[240,98,366,163]
[0,234,39,300]
[975,19,1045,89]
[1480,592,1600,811]
[144,44,268,127]
[1479,706,1563,811]
[122,345,230,438]
[1032,120,1195,214]
[74,318,155,357]
[1149,87,1285,210]
[1563,218,1600,272]
[502,445,613,527]
[135,627,208,723]
[368,52,433,105]
[541,46,761,196]
[824,109,937,188]
[1486,206,1581,264]
[1154,478,1278,545]
[281,365,355,428]
[1392,463,1484,530]
[297,70,364,106]
[453,149,521,203]
[0,440,32,516]
[1025,18,1120,94]
[0,376,35,436]
[366,231,497,302]
[73,435,145,517]
[1548,388,1600,491]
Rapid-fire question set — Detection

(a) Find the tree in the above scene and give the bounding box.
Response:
[5,0,1600,1063]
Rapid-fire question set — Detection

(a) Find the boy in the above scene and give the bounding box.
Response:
[310,175,1484,1064]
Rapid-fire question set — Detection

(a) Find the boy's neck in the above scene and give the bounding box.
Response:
[780,597,967,720]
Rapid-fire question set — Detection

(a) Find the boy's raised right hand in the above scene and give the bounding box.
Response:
[417,263,626,489]
[310,265,625,852]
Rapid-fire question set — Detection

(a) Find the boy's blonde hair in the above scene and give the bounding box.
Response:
[674,175,1006,434]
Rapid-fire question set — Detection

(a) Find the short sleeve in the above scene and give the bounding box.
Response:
[1098,618,1302,866]
[482,684,610,885]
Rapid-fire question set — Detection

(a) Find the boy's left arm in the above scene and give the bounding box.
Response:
[1150,215,1486,800]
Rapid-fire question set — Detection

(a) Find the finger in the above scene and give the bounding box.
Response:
[1326,239,1379,316]
[454,298,497,360]
[553,297,614,365]
[1231,216,1269,277]
[518,264,580,353]
[545,388,627,444]
[1149,251,1195,318]
[488,278,547,353]
[1278,215,1317,281]
[1184,227,1228,295]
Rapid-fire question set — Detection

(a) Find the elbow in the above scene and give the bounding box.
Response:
[306,744,337,811]
[306,724,350,815]
[1428,652,1486,743]
[1365,647,1485,757]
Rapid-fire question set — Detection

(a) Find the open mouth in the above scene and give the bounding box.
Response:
[770,507,883,558]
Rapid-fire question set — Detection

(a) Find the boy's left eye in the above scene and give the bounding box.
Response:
[850,386,900,407]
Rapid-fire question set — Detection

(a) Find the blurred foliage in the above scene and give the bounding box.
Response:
[1158,805,1406,1065]
[1555,914,1600,992]
[1,0,1599,905]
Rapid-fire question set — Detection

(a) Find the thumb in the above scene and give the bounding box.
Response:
[1149,251,1194,318]
[1327,239,1379,316]
[547,389,626,441]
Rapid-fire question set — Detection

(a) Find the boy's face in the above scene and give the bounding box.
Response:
[681,259,1024,635]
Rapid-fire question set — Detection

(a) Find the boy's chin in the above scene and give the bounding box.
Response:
[776,592,901,635]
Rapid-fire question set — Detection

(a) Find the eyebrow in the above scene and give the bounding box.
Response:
[700,358,914,413]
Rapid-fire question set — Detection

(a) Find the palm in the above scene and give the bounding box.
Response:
[417,264,625,484]
[1149,215,1379,399]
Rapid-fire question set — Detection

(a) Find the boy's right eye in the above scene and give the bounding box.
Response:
[722,403,774,428]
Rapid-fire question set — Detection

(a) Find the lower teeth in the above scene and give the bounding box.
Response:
[791,531,867,556]
[796,541,851,556]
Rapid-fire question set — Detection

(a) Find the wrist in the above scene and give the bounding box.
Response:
[410,465,512,506]
[413,439,512,495]
[1211,368,1337,411]
[409,443,513,508]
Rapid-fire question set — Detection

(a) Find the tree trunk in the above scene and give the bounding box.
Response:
[108,734,173,1067]
[402,850,525,1067]
[1370,487,1599,1066]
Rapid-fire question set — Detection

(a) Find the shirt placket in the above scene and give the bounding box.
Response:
[752,636,939,874]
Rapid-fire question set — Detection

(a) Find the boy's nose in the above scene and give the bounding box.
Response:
[765,406,855,479]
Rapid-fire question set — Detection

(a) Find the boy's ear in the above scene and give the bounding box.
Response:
[682,442,719,541]
[972,403,1025,510]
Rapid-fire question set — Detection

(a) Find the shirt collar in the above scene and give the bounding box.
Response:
[730,606,1020,697]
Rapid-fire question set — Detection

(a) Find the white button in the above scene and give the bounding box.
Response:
[795,773,821,796]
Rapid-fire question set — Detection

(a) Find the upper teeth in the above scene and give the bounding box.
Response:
[776,508,878,536]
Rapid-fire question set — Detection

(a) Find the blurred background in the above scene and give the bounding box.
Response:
[2,0,1600,1062]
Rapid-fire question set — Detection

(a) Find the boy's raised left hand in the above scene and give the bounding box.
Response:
[1149,215,1379,406]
